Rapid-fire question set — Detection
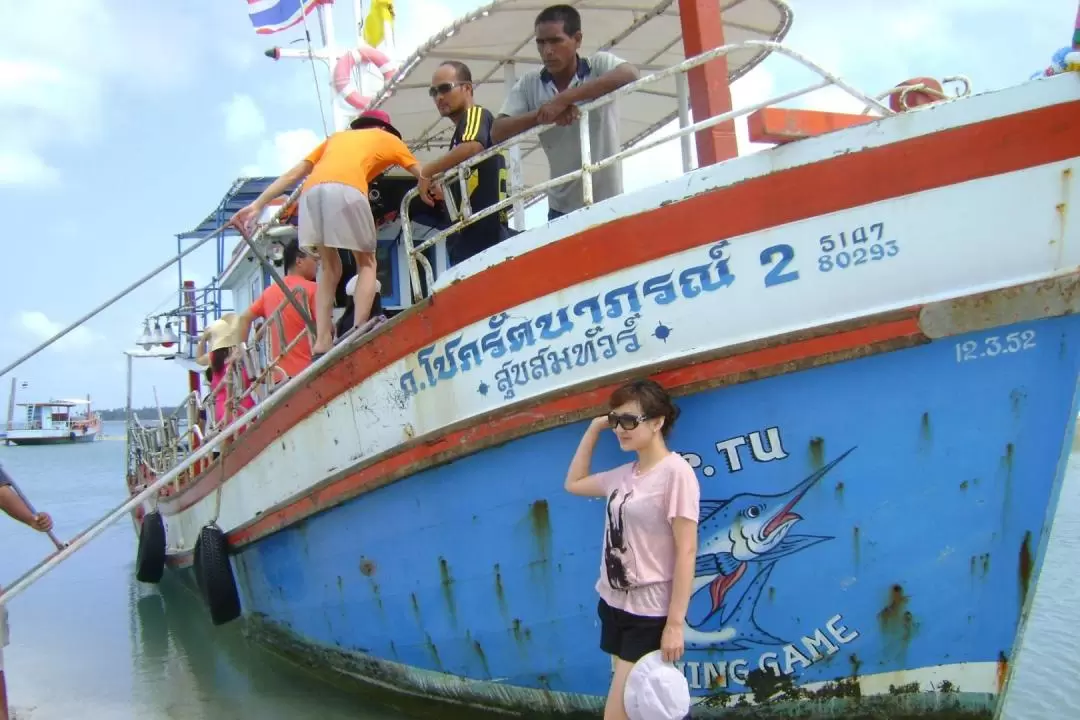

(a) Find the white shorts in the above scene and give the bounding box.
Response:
[298,182,378,254]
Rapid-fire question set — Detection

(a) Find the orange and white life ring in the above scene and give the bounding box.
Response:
[332,45,397,110]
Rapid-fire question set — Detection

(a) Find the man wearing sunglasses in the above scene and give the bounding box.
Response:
[422,60,517,267]
[491,4,639,221]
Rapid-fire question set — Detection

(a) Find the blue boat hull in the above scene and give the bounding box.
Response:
[229,314,1080,717]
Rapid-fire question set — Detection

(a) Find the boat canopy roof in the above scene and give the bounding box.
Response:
[178,176,299,241]
[371,0,793,187]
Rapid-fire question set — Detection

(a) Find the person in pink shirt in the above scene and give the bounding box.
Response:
[193,313,256,429]
[564,378,700,720]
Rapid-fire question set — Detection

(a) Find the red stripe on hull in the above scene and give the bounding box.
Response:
[163,98,1080,524]
[221,315,923,547]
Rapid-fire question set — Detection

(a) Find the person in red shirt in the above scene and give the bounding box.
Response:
[237,239,318,381]
[231,110,434,360]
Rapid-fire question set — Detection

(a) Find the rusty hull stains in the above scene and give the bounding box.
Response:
[493,563,511,620]
[250,607,996,720]
[918,270,1080,340]
[369,578,385,613]
[808,437,825,469]
[852,526,860,569]
[1009,388,1026,418]
[878,584,919,657]
[920,412,932,449]
[1000,443,1014,533]
[359,557,376,576]
[438,556,458,627]
[529,500,553,563]
[1018,530,1033,608]
[996,651,1009,694]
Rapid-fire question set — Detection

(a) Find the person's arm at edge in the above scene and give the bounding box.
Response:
[245,158,314,216]
[391,138,436,206]
[661,462,700,662]
[0,486,51,531]
[564,416,612,498]
[425,107,495,181]
[491,76,538,144]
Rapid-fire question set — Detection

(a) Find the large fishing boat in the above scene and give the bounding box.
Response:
[4,0,1080,718]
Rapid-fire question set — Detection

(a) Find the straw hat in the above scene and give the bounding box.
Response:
[205,313,245,352]
[624,650,691,720]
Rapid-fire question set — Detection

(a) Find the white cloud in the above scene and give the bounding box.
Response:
[0,149,60,188]
[224,94,268,143]
[0,1,200,188]
[16,311,97,352]
[240,128,323,176]
[389,0,457,60]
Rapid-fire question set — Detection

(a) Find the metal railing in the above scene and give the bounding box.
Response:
[124,285,315,496]
[397,39,895,301]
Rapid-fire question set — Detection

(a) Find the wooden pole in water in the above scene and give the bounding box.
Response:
[676,0,740,166]
[4,379,14,439]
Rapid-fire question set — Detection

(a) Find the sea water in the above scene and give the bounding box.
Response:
[0,421,1073,718]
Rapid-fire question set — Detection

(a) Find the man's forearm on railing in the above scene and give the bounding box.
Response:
[424,141,484,179]
[491,111,540,144]
[556,63,640,108]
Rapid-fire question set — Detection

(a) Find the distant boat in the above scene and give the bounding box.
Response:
[5,398,102,446]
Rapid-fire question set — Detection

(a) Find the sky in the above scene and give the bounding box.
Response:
[0,0,1075,411]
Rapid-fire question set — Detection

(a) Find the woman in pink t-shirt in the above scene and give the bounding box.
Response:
[565,378,700,720]
[194,314,256,429]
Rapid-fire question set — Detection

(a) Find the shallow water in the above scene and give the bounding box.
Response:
[0,422,1074,718]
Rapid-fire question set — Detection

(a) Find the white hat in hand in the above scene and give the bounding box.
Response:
[624,650,691,720]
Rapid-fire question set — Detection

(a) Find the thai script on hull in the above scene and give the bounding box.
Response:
[398,242,735,399]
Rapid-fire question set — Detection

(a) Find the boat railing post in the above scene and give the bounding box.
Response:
[503,60,527,232]
[398,195,425,302]
[675,74,694,173]
[578,108,594,207]
[457,171,473,222]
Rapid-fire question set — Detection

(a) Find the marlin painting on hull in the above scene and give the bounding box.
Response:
[685,449,854,651]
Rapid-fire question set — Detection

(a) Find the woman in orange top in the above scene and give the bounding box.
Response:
[232,110,434,359]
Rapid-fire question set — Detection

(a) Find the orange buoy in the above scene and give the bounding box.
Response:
[888,76,945,112]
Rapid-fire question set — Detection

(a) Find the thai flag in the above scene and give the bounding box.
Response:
[247,0,332,35]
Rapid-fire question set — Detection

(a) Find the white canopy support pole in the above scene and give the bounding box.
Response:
[504,61,526,231]
[676,74,694,173]
[319,3,351,132]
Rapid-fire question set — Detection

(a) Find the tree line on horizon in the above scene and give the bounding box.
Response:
[96,406,180,421]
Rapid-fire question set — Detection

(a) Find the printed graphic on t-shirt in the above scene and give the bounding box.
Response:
[604,487,638,590]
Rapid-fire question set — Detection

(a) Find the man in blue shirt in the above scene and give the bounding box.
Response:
[492,4,639,220]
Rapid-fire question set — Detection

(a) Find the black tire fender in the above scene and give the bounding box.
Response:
[134,510,166,584]
[196,525,241,626]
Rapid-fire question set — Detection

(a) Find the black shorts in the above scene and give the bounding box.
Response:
[598,598,667,663]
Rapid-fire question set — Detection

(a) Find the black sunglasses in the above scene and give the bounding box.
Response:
[607,411,650,431]
[428,82,464,97]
